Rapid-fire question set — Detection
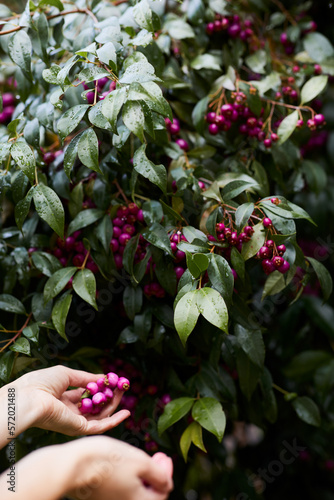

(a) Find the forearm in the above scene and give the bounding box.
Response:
[0,443,79,500]
[0,382,38,449]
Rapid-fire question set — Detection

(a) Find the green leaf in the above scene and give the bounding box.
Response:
[88,101,112,130]
[207,254,234,305]
[11,141,35,184]
[122,234,140,278]
[32,251,62,277]
[133,0,154,31]
[196,288,228,333]
[68,209,104,235]
[122,101,145,142]
[180,421,207,462]
[304,32,334,63]
[63,132,82,178]
[96,42,117,70]
[119,61,158,84]
[174,290,200,346]
[292,396,321,427]
[230,247,245,282]
[235,324,265,369]
[284,350,331,379]
[241,222,266,260]
[10,337,30,355]
[0,352,15,383]
[33,184,65,238]
[262,268,295,299]
[8,30,32,80]
[192,397,226,442]
[123,286,143,321]
[44,267,77,303]
[73,269,98,310]
[164,19,195,39]
[133,144,167,192]
[51,293,72,340]
[235,203,254,233]
[277,110,299,145]
[77,128,101,173]
[95,215,113,254]
[306,257,332,302]
[15,188,33,231]
[300,75,328,105]
[102,87,127,134]
[186,253,209,279]
[236,349,262,400]
[158,397,195,434]
[0,294,26,314]
[22,323,39,343]
[191,54,221,71]
[78,66,111,83]
[142,223,173,256]
[245,49,267,74]
[57,105,89,142]
[221,180,259,200]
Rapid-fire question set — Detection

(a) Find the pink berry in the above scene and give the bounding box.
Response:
[221,103,234,117]
[65,236,76,252]
[117,377,130,391]
[228,24,241,38]
[128,203,139,215]
[161,394,172,406]
[277,244,286,255]
[271,133,279,142]
[208,123,219,135]
[53,248,63,259]
[2,92,15,107]
[175,250,186,262]
[273,256,284,268]
[206,112,217,123]
[86,261,99,273]
[117,206,129,218]
[59,257,67,267]
[263,217,272,228]
[198,181,206,190]
[280,32,288,45]
[169,122,180,135]
[292,65,300,73]
[216,115,225,128]
[278,259,290,274]
[113,217,125,227]
[103,387,114,400]
[176,138,189,151]
[314,114,325,126]
[92,392,107,406]
[114,254,123,269]
[271,197,279,204]
[296,119,304,129]
[97,377,107,390]
[43,152,56,165]
[231,269,237,280]
[206,22,215,35]
[137,209,144,222]
[123,224,136,236]
[119,233,132,246]
[263,138,272,148]
[262,259,276,275]
[265,239,274,248]
[107,372,119,389]
[86,91,95,104]
[147,384,158,395]
[110,238,119,252]
[216,222,225,232]
[307,119,316,130]
[244,226,254,236]
[259,246,271,259]
[113,226,122,238]
[314,64,322,75]
[79,398,93,414]
[175,266,185,280]
[86,382,99,396]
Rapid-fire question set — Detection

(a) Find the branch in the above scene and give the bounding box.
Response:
[0,313,33,353]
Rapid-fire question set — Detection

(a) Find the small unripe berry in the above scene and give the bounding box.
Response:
[263,217,272,228]
[117,377,130,391]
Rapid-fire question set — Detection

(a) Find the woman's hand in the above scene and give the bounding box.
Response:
[0,365,130,447]
[0,436,174,500]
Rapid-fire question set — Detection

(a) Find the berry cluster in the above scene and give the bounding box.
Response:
[54,231,99,273]
[110,203,145,270]
[165,117,189,151]
[0,92,16,125]
[206,101,279,148]
[83,78,116,104]
[206,14,254,42]
[79,372,130,415]
[256,216,290,275]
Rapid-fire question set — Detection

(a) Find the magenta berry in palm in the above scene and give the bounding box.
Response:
[92,392,107,406]
[86,382,99,396]
[107,372,119,389]
[97,377,107,390]
[117,377,130,391]
[103,387,114,400]
[263,217,272,228]
[208,123,219,135]
[79,398,93,414]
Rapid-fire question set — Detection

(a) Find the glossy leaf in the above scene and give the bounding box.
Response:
[180,421,206,462]
[174,290,200,346]
[51,293,72,340]
[73,269,98,310]
[196,287,228,333]
[192,397,226,442]
[44,267,77,303]
[33,184,65,238]
[158,397,195,434]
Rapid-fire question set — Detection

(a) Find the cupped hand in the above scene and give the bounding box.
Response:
[15,365,130,435]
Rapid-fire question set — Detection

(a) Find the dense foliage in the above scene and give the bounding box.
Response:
[0,0,334,497]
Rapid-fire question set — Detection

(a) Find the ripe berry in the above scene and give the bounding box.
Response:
[117,206,129,218]
[169,122,180,135]
[273,256,284,268]
[263,217,272,228]
[103,387,114,400]
[175,250,186,261]
[228,24,241,38]
[292,65,300,73]
[161,394,172,406]
[97,377,107,390]
[314,64,322,75]
[113,226,122,238]
[296,119,304,128]
[307,119,316,131]
[271,133,279,142]
[208,123,219,135]
[119,233,132,246]
[278,260,290,274]
[216,223,225,232]
[263,138,272,148]
[259,246,271,259]
[73,254,85,267]
[221,103,234,117]
[107,372,119,389]
[271,197,280,204]
[114,254,123,269]
[262,259,276,275]
[244,226,254,236]
[86,91,95,104]
[176,138,189,151]
[280,32,288,45]
[265,239,274,248]
[198,181,206,190]
[110,239,119,252]
[92,392,107,406]
[230,232,239,245]
[206,112,217,123]
[86,382,99,396]
[2,92,15,107]
[65,236,76,252]
[277,244,286,255]
[117,377,130,391]
[43,152,56,165]
[175,266,185,280]
[113,217,125,227]
[206,22,215,35]
[314,114,325,126]
[79,398,93,414]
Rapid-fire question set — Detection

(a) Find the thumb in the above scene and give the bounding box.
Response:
[140,457,173,494]
[152,453,173,479]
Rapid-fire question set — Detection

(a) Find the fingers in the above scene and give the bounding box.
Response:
[84,410,131,434]
[139,458,174,494]
[62,367,105,390]
[152,453,173,479]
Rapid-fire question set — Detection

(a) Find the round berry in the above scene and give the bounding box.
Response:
[117,377,130,391]
[79,398,93,414]
[277,244,286,255]
[107,372,119,389]
[278,260,290,274]
[119,233,132,246]
[169,122,180,135]
[271,197,280,204]
[92,392,107,406]
[244,226,254,236]
[208,123,219,135]
[307,118,316,130]
[273,256,284,268]
[175,266,185,280]
[280,32,288,45]
[314,114,325,126]
[263,138,272,148]
[314,64,322,75]
[259,246,271,259]
[113,217,125,227]
[263,217,272,228]
[271,133,279,142]
[86,382,99,396]
[206,112,217,123]
[73,254,85,267]
[221,103,234,117]
[176,138,189,151]
[265,239,274,248]
[296,119,304,129]
[262,259,276,275]
[2,92,15,107]
[97,377,107,390]
[110,238,119,253]
[103,387,114,400]
[43,152,56,165]
[86,91,95,104]
[206,22,215,35]
[161,394,172,406]
[228,24,241,38]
